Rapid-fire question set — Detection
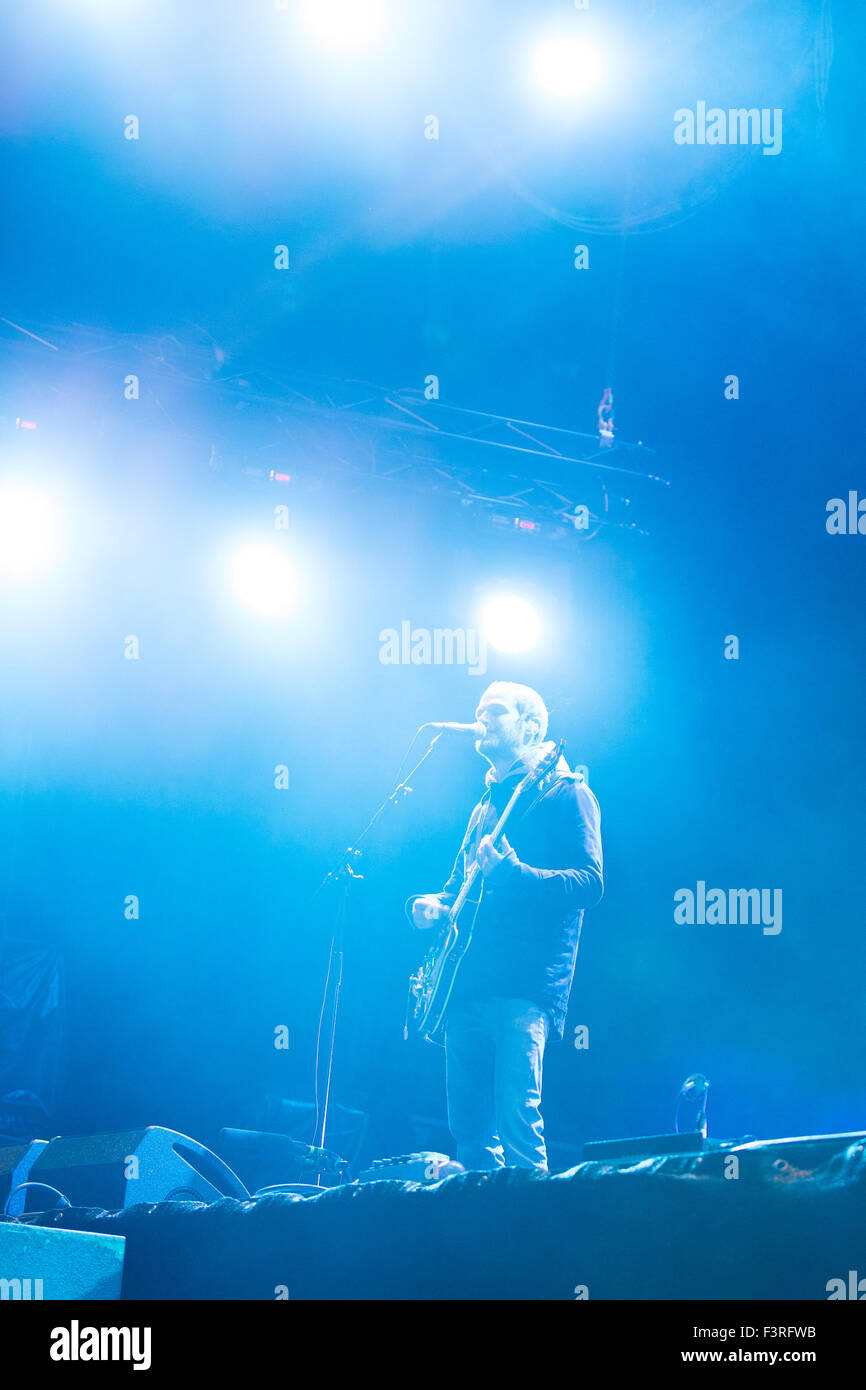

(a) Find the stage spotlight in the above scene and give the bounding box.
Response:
[481,595,542,653]
[298,0,386,49]
[230,542,300,617]
[530,34,603,99]
[0,480,62,579]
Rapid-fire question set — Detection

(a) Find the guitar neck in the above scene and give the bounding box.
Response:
[489,796,519,845]
[450,782,527,916]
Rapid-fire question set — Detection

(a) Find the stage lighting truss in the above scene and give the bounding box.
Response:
[211,371,668,543]
[0,324,667,543]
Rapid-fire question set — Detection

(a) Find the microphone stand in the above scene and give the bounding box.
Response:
[311,732,444,1176]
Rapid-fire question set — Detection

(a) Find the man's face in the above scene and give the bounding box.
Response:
[474,689,531,761]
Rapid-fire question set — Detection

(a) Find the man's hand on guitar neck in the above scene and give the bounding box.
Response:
[476,834,514,878]
[411,894,451,929]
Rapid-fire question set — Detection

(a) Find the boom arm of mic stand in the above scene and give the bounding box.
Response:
[317,731,443,892]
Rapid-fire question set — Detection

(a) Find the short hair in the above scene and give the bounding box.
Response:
[482,681,549,744]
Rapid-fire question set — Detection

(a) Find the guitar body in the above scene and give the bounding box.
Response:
[406,739,564,1045]
[407,907,475,1045]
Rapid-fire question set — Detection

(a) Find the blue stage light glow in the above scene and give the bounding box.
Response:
[298,0,388,49]
[0,480,63,579]
[480,594,542,653]
[230,541,300,617]
[530,34,604,100]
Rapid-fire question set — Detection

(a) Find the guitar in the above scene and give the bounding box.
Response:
[405,739,564,1045]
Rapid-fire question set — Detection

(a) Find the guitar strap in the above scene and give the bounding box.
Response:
[511,765,566,825]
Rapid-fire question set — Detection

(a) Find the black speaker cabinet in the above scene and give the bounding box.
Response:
[0,1139,49,1216]
[17,1126,249,1213]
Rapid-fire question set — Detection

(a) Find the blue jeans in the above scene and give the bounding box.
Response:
[445,996,549,1173]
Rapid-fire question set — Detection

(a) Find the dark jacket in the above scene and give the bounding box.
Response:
[439,753,603,1038]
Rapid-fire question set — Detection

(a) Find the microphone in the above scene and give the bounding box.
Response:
[422,721,485,736]
[679,1073,710,1100]
[675,1073,711,1140]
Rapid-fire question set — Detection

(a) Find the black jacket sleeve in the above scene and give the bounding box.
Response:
[488,778,603,909]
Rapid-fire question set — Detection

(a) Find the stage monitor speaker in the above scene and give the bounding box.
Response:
[0,1139,49,1215]
[17,1126,249,1213]
[0,1222,125,1300]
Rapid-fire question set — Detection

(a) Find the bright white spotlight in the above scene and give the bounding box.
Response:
[531,34,603,99]
[0,480,62,579]
[230,542,300,617]
[481,596,542,653]
[299,0,386,49]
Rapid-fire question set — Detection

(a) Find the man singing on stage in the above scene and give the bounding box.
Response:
[411,681,603,1173]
